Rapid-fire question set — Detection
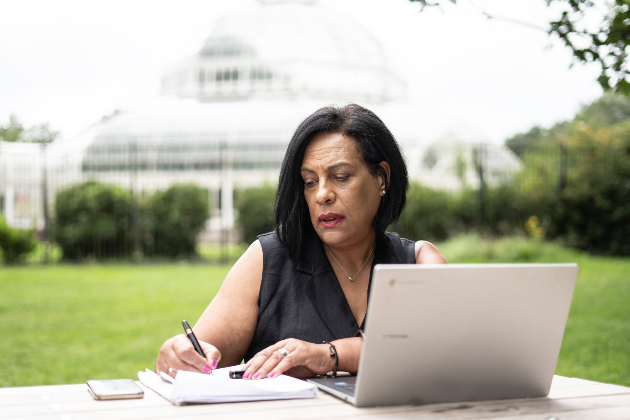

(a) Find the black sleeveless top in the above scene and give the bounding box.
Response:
[244,231,416,361]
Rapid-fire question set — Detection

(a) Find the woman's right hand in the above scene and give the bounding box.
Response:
[155,334,221,379]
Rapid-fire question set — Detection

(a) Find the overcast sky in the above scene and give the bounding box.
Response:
[0,0,603,144]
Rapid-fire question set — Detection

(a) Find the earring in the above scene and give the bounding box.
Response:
[382,190,386,195]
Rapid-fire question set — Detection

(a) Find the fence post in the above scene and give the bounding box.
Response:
[474,143,485,227]
[558,142,567,198]
[219,141,227,264]
[130,140,142,262]
[40,143,50,263]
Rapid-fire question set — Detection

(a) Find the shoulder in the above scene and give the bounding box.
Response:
[383,232,416,264]
[257,231,291,272]
[414,240,448,264]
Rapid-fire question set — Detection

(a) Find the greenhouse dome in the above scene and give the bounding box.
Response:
[2,0,520,235]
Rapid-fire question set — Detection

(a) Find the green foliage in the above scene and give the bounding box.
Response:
[548,0,630,94]
[0,114,58,144]
[505,126,545,158]
[53,182,210,260]
[574,92,630,127]
[0,115,24,143]
[409,0,630,93]
[143,184,209,258]
[393,182,549,242]
[235,183,276,244]
[392,183,466,242]
[504,121,569,157]
[500,92,630,255]
[555,123,630,255]
[52,182,134,260]
[0,216,38,264]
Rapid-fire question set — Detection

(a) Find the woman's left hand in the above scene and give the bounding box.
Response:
[242,338,333,379]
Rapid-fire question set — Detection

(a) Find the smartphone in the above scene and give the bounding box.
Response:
[87,379,144,400]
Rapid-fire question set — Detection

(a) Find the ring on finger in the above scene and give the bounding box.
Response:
[276,348,290,358]
[168,367,177,376]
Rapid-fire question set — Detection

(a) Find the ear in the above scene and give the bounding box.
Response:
[377,161,391,190]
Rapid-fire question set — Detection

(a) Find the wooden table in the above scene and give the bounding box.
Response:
[2,376,629,420]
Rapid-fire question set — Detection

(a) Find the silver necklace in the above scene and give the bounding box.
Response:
[325,243,376,282]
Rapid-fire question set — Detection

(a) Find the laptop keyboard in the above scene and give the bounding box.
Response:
[334,382,356,392]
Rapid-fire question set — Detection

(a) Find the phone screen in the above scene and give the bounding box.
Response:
[87,379,144,400]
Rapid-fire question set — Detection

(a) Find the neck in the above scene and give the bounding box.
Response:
[324,232,377,273]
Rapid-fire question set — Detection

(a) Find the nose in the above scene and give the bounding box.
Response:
[315,178,334,204]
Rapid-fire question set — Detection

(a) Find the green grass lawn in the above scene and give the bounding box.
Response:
[0,264,230,387]
[1,235,628,387]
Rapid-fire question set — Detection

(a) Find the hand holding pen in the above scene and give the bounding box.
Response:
[182,320,216,375]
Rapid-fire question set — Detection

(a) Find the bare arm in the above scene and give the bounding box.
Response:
[193,240,263,367]
[155,240,263,375]
[415,240,448,264]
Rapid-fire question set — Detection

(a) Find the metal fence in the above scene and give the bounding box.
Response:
[0,139,619,263]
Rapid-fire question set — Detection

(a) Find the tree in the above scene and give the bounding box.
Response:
[0,115,24,142]
[505,92,630,157]
[0,115,58,144]
[409,0,630,94]
[574,91,630,126]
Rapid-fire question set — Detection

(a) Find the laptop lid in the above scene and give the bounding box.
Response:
[347,263,578,407]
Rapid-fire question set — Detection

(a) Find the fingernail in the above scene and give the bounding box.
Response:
[268,372,275,378]
[203,365,212,373]
[253,373,259,379]
[211,359,218,368]
[243,371,250,379]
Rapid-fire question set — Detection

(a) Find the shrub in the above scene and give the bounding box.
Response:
[235,184,276,244]
[52,182,133,260]
[0,216,38,264]
[143,184,209,257]
[392,182,555,242]
[392,183,465,242]
[555,123,630,255]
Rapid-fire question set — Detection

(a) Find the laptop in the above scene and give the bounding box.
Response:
[308,263,578,407]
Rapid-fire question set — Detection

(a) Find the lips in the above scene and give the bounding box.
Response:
[318,212,344,228]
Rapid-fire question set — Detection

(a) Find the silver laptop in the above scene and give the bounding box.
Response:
[308,263,578,407]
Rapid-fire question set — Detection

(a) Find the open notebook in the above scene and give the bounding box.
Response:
[138,367,317,405]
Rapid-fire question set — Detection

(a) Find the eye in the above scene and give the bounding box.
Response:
[334,175,349,182]
[304,180,317,188]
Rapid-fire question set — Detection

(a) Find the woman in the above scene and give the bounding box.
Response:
[156,104,447,380]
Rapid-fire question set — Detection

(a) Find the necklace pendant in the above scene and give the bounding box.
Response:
[349,276,355,282]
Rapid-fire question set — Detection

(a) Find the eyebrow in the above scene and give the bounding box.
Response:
[300,162,352,173]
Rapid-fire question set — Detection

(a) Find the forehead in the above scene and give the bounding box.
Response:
[302,132,361,166]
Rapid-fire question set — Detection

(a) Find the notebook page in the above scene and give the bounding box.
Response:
[138,369,175,403]
[173,369,316,403]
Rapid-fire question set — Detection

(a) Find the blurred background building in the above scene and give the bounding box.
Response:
[1,0,519,239]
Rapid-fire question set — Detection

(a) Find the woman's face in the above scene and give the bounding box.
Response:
[300,132,389,249]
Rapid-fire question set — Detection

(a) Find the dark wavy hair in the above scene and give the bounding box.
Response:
[274,104,409,260]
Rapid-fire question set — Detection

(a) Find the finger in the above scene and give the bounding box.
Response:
[243,340,289,379]
[266,356,296,378]
[173,336,217,373]
[167,355,207,374]
[243,351,271,379]
[199,341,221,369]
[254,349,291,379]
